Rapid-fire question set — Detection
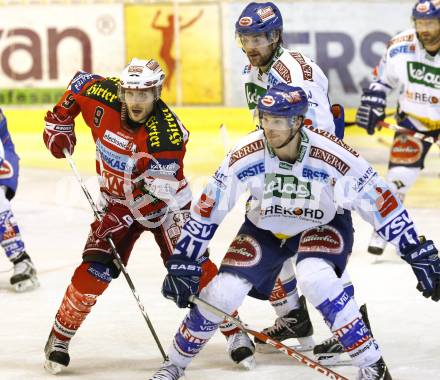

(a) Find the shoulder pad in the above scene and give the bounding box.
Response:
[146,100,185,153]
[68,71,103,94]
[228,131,265,167]
[387,29,416,49]
[288,51,314,82]
[270,57,292,84]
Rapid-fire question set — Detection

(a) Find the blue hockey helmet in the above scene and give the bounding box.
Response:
[412,1,440,19]
[258,83,309,117]
[258,84,309,120]
[235,2,283,35]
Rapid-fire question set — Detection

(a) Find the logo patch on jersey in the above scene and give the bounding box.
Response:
[290,52,313,81]
[222,234,262,268]
[375,187,399,218]
[146,104,184,152]
[407,61,440,89]
[388,33,414,48]
[298,225,343,254]
[389,44,415,58]
[69,71,101,94]
[261,205,324,221]
[213,168,228,190]
[183,217,218,240]
[237,161,265,181]
[229,139,264,167]
[309,128,359,157]
[279,161,293,170]
[405,90,439,105]
[245,83,267,110]
[103,130,136,151]
[354,166,376,192]
[273,60,292,83]
[264,173,313,200]
[390,134,423,164]
[376,209,414,242]
[97,140,131,172]
[101,170,125,197]
[309,146,350,175]
[0,160,13,179]
[85,77,120,111]
[302,166,330,183]
[147,159,180,176]
[194,193,216,218]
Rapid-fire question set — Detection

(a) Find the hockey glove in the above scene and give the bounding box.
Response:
[43,111,76,158]
[93,202,134,242]
[162,255,202,308]
[401,239,440,302]
[355,89,386,135]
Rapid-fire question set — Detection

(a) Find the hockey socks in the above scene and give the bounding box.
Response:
[52,262,111,341]
[169,306,219,369]
[0,209,26,262]
[317,290,381,368]
[269,260,301,317]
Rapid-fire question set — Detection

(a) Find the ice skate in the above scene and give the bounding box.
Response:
[255,295,314,353]
[314,304,372,366]
[367,231,387,256]
[149,359,185,380]
[313,335,347,366]
[227,330,256,369]
[10,257,39,292]
[44,331,70,374]
[357,357,392,380]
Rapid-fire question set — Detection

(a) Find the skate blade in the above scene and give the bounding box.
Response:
[13,278,40,293]
[314,353,351,367]
[237,355,256,370]
[256,336,315,354]
[44,359,66,374]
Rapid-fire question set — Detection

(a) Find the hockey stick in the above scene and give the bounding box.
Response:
[345,112,395,127]
[377,121,440,146]
[189,295,348,380]
[62,148,167,360]
[219,123,230,153]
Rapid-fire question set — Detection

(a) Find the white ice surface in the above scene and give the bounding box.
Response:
[0,168,439,380]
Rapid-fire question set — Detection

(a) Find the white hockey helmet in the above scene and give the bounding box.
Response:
[118,58,165,102]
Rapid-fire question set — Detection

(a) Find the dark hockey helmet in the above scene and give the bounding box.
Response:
[235,2,283,35]
[412,0,440,19]
[258,84,309,121]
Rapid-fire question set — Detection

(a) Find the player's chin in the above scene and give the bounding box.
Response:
[129,111,147,122]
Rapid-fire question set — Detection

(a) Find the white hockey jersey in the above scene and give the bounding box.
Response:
[242,46,336,133]
[175,128,419,261]
[371,28,440,131]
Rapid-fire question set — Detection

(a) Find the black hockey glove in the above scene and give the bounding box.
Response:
[355,89,386,135]
[401,238,440,302]
[162,255,202,308]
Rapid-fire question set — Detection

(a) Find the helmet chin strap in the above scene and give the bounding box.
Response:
[275,127,298,149]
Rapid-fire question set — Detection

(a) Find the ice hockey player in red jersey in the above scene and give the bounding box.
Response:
[42,58,254,374]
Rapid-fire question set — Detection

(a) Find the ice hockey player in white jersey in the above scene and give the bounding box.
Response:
[237,2,343,136]
[356,0,440,255]
[0,109,38,292]
[235,1,350,357]
[150,84,440,380]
